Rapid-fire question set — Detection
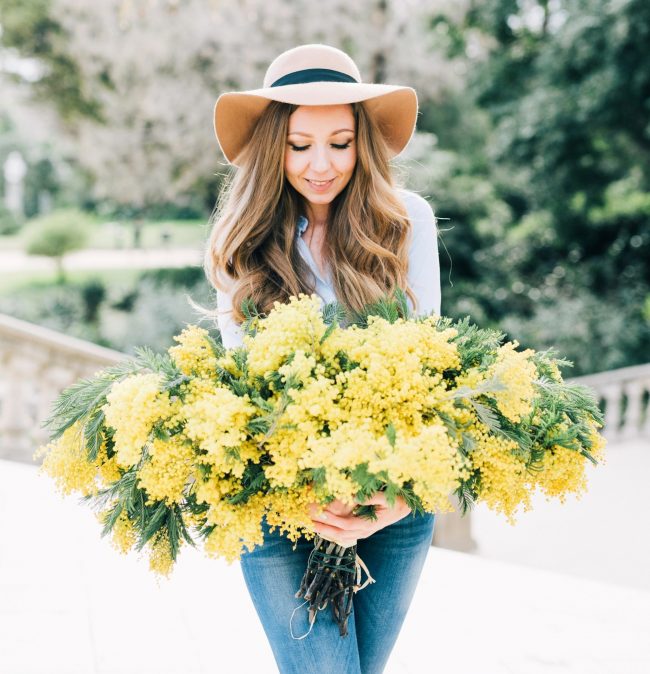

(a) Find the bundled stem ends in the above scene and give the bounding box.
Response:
[294,535,375,637]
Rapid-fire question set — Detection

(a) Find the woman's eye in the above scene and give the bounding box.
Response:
[288,142,352,152]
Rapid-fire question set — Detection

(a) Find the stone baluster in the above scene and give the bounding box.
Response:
[599,383,623,441]
[33,360,77,448]
[643,378,650,438]
[622,380,644,440]
[0,312,125,463]
[0,351,41,460]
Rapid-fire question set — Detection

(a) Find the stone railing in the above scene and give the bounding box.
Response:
[567,363,650,441]
[0,313,126,463]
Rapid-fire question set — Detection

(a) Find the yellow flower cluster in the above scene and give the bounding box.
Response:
[470,422,533,524]
[37,292,605,578]
[136,435,194,505]
[96,443,121,486]
[203,493,267,562]
[106,508,137,554]
[216,351,243,378]
[265,488,316,544]
[531,444,589,502]
[489,341,538,423]
[278,349,317,385]
[168,324,218,377]
[530,429,607,504]
[102,373,180,468]
[147,529,175,578]
[35,421,121,498]
[182,379,259,477]
[244,293,327,378]
[36,422,99,497]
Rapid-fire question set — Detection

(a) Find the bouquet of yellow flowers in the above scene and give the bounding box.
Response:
[36,290,605,637]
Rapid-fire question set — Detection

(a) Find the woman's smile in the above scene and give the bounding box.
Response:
[305,177,336,191]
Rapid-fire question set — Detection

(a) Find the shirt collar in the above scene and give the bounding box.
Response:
[296,215,309,237]
[295,214,332,285]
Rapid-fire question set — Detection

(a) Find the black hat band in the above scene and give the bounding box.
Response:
[271,68,358,87]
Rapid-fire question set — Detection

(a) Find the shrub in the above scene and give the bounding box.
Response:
[25,209,95,282]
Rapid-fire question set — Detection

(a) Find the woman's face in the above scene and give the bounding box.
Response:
[284,104,357,213]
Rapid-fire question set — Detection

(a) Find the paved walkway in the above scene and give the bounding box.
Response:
[471,438,650,591]
[0,248,203,273]
[1,459,649,674]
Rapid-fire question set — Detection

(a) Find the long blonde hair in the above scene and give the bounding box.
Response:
[203,99,418,325]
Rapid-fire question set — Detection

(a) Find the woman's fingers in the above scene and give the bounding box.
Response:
[325,498,356,517]
[309,509,353,530]
[357,491,389,507]
[312,521,360,546]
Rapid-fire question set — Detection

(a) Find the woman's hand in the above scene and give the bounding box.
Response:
[307,492,412,547]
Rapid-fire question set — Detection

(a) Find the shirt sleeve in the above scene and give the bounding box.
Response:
[403,191,442,317]
[215,274,245,350]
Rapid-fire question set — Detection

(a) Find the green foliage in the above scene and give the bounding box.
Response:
[346,287,413,328]
[24,208,96,245]
[391,0,650,379]
[0,204,21,235]
[80,278,106,322]
[227,464,268,506]
[240,297,263,337]
[501,286,650,376]
[440,315,506,370]
[0,0,103,122]
[24,209,93,282]
[139,266,205,288]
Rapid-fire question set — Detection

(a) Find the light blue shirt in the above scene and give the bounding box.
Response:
[215,188,441,349]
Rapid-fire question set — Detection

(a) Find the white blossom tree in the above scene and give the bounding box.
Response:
[5,0,486,208]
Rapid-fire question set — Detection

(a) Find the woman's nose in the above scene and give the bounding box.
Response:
[310,147,331,172]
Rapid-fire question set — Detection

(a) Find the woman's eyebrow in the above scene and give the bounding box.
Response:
[288,129,355,137]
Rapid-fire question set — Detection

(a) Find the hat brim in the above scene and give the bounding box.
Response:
[214,82,418,166]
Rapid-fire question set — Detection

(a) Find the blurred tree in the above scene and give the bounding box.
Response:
[25,209,92,282]
[3,0,647,371]
[445,0,650,372]
[467,0,650,290]
[0,0,102,121]
[80,277,106,323]
[0,0,468,214]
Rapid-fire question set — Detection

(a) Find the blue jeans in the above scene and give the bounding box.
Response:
[240,511,435,674]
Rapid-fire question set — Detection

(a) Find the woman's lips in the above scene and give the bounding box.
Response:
[305,178,335,192]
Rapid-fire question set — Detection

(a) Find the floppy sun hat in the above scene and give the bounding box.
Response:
[213,43,418,167]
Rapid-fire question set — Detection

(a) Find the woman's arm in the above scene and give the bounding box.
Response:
[215,278,245,350]
[403,191,442,317]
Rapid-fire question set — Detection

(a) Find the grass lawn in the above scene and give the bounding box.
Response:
[0,267,147,294]
[91,219,209,249]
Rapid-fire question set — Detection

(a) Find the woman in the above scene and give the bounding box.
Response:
[204,44,441,674]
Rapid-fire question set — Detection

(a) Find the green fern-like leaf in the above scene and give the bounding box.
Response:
[385,422,397,448]
[135,500,171,552]
[321,300,347,326]
[99,500,124,537]
[42,367,127,439]
[240,297,262,337]
[83,408,106,462]
[470,400,502,433]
